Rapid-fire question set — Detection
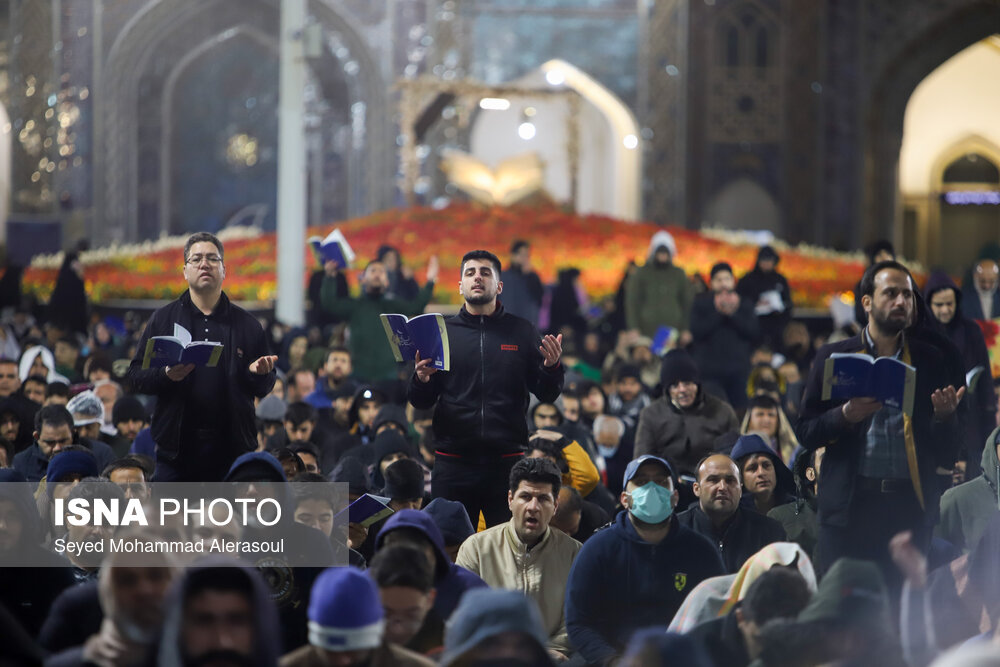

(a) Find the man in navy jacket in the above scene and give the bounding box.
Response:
[409,250,564,527]
[565,455,725,665]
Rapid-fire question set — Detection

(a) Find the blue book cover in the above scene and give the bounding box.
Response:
[821,352,916,415]
[380,313,451,372]
[334,493,394,528]
[651,325,679,356]
[308,228,355,268]
[142,323,223,369]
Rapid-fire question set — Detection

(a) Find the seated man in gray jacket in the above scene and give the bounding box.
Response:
[456,457,581,661]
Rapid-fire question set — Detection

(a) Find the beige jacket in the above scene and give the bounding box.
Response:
[281,642,434,667]
[456,519,581,655]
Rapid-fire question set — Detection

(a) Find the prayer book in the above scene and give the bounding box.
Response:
[821,352,916,415]
[308,228,355,268]
[380,313,451,372]
[336,493,394,528]
[141,323,223,369]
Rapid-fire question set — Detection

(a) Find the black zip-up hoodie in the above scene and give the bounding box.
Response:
[408,301,564,456]
[126,290,275,460]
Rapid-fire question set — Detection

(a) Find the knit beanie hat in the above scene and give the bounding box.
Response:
[308,567,384,651]
[46,450,98,496]
[381,458,425,501]
[112,396,148,425]
[423,498,475,547]
[660,349,700,389]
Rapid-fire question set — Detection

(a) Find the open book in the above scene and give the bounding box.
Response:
[141,323,223,369]
[438,149,545,206]
[821,352,916,415]
[335,493,394,528]
[308,228,355,268]
[966,365,988,393]
[380,313,451,372]
[651,325,679,356]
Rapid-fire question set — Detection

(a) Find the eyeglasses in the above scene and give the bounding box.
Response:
[186,254,223,266]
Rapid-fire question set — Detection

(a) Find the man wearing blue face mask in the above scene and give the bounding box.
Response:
[565,455,725,665]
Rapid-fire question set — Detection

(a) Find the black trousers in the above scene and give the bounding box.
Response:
[153,428,240,482]
[432,452,522,528]
[816,484,929,598]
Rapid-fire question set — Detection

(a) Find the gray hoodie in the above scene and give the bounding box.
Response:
[936,426,1000,552]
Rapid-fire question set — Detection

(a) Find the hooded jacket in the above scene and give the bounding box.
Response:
[223,452,336,651]
[408,302,564,457]
[689,289,760,379]
[12,435,115,485]
[152,558,282,667]
[624,232,693,337]
[126,290,276,461]
[767,450,820,557]
[731,434,798,510]
[19,345,70,384]
[925,272,997,474]
[0,468,76,636]
[375,509,488,620]
[937,425,1000,552]
[565,511,725,665]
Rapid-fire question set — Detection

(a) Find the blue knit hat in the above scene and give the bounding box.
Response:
[308,567,384,651]
[46,450,98,496]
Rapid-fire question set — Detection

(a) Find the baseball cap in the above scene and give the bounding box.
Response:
[623,455,674,487]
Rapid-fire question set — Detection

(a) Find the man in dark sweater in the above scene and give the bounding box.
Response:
[409,250,564,527]
[126,232,277,481]
[678,453,786,573]
[565,455,725,665]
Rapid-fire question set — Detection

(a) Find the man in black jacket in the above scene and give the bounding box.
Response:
[126,232,277,481]
[796,260,963,584]
[678,453,786,573]
[410,249,564,527]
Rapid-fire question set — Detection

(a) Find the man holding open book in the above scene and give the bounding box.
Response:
[126,232,277,481]
[409,250,564,528]
[796,260,963,589]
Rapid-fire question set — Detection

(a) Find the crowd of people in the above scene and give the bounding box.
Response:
[0,230,999,667]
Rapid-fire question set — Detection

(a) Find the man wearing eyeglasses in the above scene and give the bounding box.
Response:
[126,232,277,481]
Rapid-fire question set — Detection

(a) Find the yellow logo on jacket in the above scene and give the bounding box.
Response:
[674,573,687,591]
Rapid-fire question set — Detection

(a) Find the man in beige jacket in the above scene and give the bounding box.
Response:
[456,457,581,661]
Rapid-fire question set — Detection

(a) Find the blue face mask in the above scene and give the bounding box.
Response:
[597,445,618,459]
[628,481,674,524]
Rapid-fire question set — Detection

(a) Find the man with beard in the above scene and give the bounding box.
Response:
[46,534,179,667]
[60,479,126,583]
[677,453,785,573]
[152,558,281,667]
[410,250,564,527]
[305,347,357,411]
[564,455,724,664]
[797,261,963,584]
[320,256,438,384]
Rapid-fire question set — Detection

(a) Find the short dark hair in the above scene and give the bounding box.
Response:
[23,374,47,389]
[274,448,305,475]
[525,435,569,474]
[511,240,530,255]
[369,544,434,593]
[183,232,224,263]
[285,402,317,427]
[35,404,74,433]
[461,250,501,276]
[508,457,562,497]
[865,239,895,265]
[740,567,811,625]
[292,477,335,506]
[56,336,79,350]
[557,485,582,515]
[67,477,127,506]
[747,394,780,412]
[288,440,320,462]
[327,346,350,360]
[859,260,913,299]
[46,382,70,399]
[101,456,149,480]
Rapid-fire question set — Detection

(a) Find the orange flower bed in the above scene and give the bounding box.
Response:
[20,203,882,309]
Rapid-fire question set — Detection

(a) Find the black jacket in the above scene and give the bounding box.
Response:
[689,292,760,378]
[408,302,564,455]
[677,504,787,573]
[125,290,275,459]
[795,332,960,528]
